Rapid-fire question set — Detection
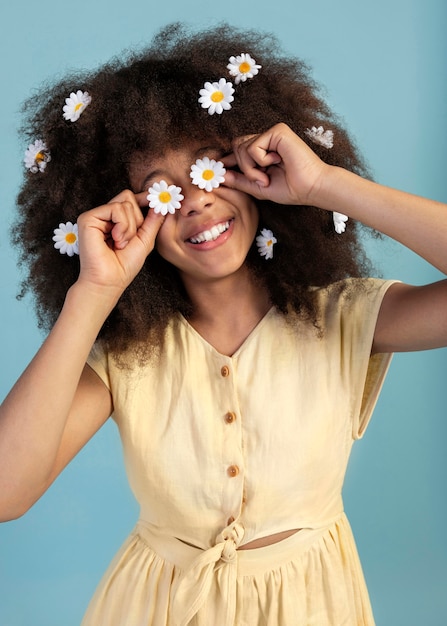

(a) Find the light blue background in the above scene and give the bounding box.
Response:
[0,1,446,624]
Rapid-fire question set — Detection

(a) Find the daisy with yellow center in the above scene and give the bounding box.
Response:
[147,180,184,215]
[198,78,234,115]
[53,222,79,256]
[256,228,277,260]
[62,90,92,122]
[227,53,261,85]
[190,157,226,192]
[24,139,51,173]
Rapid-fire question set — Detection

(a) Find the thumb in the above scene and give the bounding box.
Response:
[135,209,166,253]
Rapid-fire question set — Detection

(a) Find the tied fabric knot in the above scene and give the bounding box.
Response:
[220,538,237,564]
[170,522,244,626]
[218,522,244,565]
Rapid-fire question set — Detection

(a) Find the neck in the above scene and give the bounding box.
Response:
[181,268,271,356]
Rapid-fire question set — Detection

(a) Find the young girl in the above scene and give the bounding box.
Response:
[1,23,446,626]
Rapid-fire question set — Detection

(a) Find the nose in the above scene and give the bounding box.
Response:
[179,182,215,217]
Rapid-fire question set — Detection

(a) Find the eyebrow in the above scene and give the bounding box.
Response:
[194,145,226,159]
[141,168,166,192]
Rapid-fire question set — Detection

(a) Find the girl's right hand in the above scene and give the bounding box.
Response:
[76,190,164,297]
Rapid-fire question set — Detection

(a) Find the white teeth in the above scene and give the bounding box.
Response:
[189,221,230,244]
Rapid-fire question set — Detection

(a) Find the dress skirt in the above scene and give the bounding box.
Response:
[81,513,375,626]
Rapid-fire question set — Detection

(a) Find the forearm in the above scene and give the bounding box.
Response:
[312,166,447,275]
[0,282,119,517]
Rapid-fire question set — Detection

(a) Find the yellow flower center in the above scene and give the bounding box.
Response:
[202,169,214,181]
[65,233,77,244]
[74,102,83,112]
[35,151,45,163]
[159,191,172,203]
[211,91,224,103]
[239,62,251,73]
[267,239,273,247]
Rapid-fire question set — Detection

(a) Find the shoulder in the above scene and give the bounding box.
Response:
[313,277,398,324]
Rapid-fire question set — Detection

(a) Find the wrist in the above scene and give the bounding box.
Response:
[66,279,122,320]
[304,162,336,210]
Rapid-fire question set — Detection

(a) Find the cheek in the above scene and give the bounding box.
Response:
[154,221,176,262]
[247,204,260,239]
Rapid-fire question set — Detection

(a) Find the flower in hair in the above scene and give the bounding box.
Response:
[147,180,184,216]
[24,139,51,173]
[53,222,79,256]
[305,126,334,149]
[199,78,234,115]
[227,53,261,84]
[190,157,226,192]
[256,228,277,260]
[333,212,348,234]
[62,90,92,122]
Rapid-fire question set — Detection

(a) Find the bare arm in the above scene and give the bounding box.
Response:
[0,190,164,521]
[223,123,447,353]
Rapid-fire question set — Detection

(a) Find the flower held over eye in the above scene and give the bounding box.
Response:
[305,126,334,149]
[147,180,184,216]
[227,53,261,84]
[63,90,92,122]
[256,228,277,260]
[190,157,226,192]
[198,78,234,115]
[333,212,348,234]
[24,139,51,173]
[53,222,79,256]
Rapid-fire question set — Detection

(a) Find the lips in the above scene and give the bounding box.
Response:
[187,220,232,244]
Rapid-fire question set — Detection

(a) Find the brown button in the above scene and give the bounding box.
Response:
[221,365,230,377]
[224,411,236,424]
[227,465,239,478]
[227,516,235,525]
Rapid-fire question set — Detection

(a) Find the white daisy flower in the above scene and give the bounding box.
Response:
[333,212,348,234]
[62,90,92,122]
[198,78,234,115]
[147,180,184,216]
[305,126,334,149]
[24,139,51,173]
[53,222,79,256]
[227,53,261,85]
[256,228,277,260]
[190,157,226,192]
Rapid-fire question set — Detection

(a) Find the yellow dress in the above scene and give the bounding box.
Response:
[83,278,396,626]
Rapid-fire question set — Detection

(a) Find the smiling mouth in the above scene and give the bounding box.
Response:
[188,220,232,244]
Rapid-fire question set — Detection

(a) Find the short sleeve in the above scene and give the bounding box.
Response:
[316,278,399,440]
[342,279,399,439]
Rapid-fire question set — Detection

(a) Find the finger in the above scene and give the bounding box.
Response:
[124,208,166,257]
[96,190,144,250]
[109,201,139,250]
[221,152,238,168]
[231,136,259,175]
[108,189,145,226]
[231,136,280,187]
[134,190,151,211]
[223,168,270,199]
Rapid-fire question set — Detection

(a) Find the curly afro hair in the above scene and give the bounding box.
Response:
[13,22,375,360]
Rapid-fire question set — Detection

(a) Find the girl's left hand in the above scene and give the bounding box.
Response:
[222,123,328,207]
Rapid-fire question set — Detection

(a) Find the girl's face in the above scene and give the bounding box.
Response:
[130,144,259,287]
